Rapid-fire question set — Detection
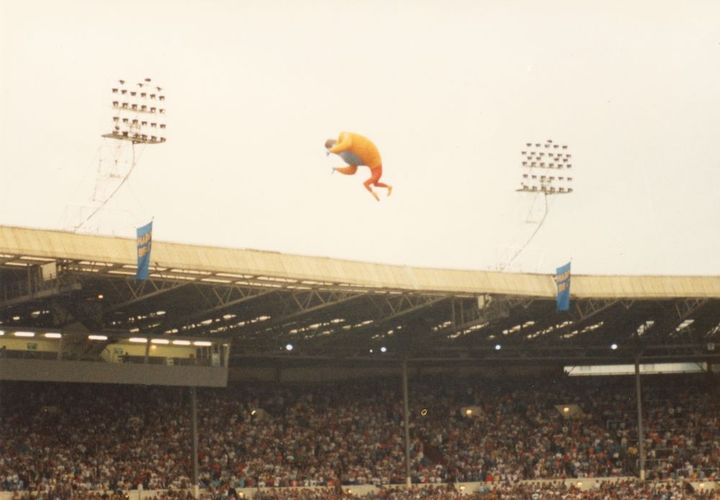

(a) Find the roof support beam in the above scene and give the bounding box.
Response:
[104,280,192,312]
[227,290,367,337]
[150,287,276,334]
[315,295,448,346]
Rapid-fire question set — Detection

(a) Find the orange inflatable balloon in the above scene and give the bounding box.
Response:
[325,132,392,201]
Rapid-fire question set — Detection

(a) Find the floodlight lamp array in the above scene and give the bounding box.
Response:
[517,139,573,194]
[104,78,167,144]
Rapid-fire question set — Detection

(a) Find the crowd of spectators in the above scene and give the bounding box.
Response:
[0,373,718,497]
[2,481,717,499]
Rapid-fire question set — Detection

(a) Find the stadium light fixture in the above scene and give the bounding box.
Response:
[675,319,695,332]
[285,343,294,351]
[517,139,574,195]
[380,346,387,353]
[494,344,502,351]
[610,343,618,350]
[0,330,4,336]
[102,77,167,144]
[151,338,170,345]
[172,340,191,346]
[129,337,148,343]
[88,335,108,341]
[193,341,212,347]
[14,331,35,337]
[43,332,62,339]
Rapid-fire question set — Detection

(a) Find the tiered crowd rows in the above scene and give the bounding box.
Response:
[0,374,718,497]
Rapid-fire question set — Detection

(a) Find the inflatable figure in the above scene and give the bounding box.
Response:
[325,132,392,201]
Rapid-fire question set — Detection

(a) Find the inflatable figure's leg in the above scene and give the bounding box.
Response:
[334,165,358,175]
[363,180,380,201]
[364,168,383,202]
[368,167,392,198]
[374,181,393,197]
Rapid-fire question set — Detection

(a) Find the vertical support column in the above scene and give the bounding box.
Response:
[634,356,646,481]
[190,386,199,498]
[223,343,230,368]
[26,267,32,298]
[402,359,412,487]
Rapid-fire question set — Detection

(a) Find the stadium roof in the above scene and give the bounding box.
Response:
[1,225,719,363]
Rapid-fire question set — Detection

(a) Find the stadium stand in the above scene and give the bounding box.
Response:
[1,373,719,498]
[1,226,719,498]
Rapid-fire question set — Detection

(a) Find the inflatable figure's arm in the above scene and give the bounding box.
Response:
[329,132,353,154]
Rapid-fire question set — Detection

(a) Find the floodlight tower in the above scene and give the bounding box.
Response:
[503,139,574,269]
[75,78,167,232]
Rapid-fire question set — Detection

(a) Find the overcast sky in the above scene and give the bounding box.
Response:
[1,0,719,275]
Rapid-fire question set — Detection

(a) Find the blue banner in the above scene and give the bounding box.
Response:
[136,221,153,280]
[555,262,571,312]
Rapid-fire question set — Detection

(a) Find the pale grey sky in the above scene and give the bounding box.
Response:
[1,0,719,275]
